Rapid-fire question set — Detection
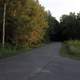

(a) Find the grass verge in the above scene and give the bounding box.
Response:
[60,40,80,60]
[0,47,32,59]
[0,43,45,59]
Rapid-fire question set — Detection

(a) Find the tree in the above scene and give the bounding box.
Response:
[46,11,60,41]
[2,1,6,48]
[0,0,48,48]
[60,12,77,40]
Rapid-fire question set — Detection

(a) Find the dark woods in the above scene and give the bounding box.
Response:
[47,12,80,42]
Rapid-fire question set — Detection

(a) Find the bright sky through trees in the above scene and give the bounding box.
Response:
[39,0,80,20]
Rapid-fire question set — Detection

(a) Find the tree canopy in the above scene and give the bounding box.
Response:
[60,12,80,40]
[0,0,48,48]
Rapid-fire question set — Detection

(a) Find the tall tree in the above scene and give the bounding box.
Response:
[2,0,7,48]
[46,11,60,41]
[0,0,48,48]
[60,12,77,40]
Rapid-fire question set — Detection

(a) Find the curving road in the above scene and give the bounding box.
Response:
[0,42,80,80]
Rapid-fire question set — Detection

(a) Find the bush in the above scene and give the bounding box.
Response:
[61,40,80,60]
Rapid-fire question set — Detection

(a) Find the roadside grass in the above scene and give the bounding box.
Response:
[0,43,45,59]
[60,40,80,60]
[0,46,31,59]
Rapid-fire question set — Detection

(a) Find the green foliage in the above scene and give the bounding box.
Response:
[0,47,17,58]
[0,0,48,48]
[0,43,31,58]
[45,11,80,42]
[61,40,80,60]
[46,11,60,41]
[60,12,80,40]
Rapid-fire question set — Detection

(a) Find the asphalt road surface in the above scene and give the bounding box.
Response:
[0,42,80,80]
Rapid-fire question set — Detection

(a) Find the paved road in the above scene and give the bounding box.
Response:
[0,42,80,80]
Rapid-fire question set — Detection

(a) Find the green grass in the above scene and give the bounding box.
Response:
[0,43,32,59]
[0,47,31,59]
[0,47,17,58]
[0,43,45,59]
[60,40,80,60]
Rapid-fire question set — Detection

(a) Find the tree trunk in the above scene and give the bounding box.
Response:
[2,3,6,48]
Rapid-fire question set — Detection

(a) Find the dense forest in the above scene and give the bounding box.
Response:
[0,0,48,48]
[0,0,80,49]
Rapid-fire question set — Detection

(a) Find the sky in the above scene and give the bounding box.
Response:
[39,0,80,20]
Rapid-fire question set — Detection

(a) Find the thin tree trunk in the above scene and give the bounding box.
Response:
[2,3,6,48]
